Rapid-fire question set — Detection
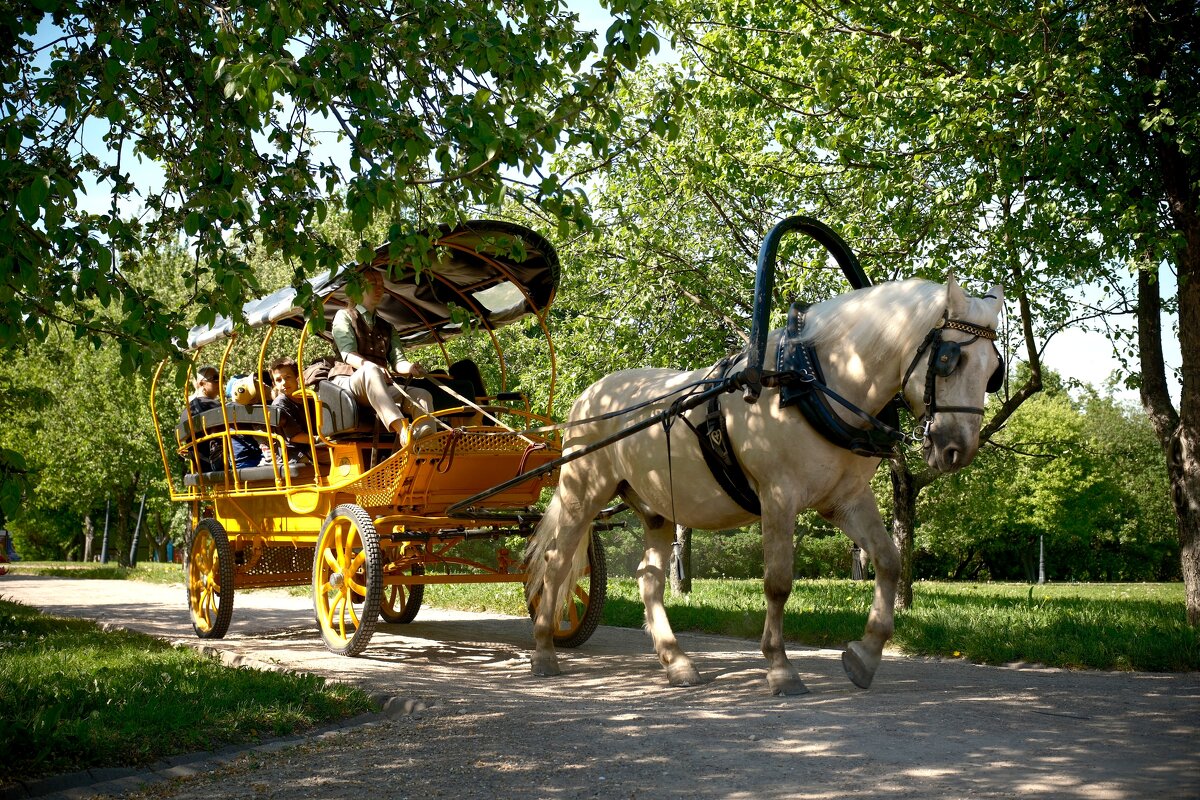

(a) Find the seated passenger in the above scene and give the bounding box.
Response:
[266,357,310,465]
[179,365,221,472]
[225,379,267,468]
[330,270,437,447]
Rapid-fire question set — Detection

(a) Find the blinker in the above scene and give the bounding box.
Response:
[987,353,1005,394]
[934,341,961,377]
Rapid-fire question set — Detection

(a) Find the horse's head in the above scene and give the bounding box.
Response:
[901,275,1004,473]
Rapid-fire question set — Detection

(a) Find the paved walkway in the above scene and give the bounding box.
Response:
[1,574,1198,799]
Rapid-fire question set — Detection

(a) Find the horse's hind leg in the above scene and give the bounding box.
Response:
[636,514,702,687]
[761,510,809,695]
[826,493,899,689]
[529,465,615,678]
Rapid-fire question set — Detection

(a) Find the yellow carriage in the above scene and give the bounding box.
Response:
[150,221,605,655]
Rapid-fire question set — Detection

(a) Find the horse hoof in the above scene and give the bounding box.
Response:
[768,669,810,696]
[841,643,875,689]
[531,656,561,678]
[666,663,703,687]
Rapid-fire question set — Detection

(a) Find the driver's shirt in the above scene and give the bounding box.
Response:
[331,304,406,371]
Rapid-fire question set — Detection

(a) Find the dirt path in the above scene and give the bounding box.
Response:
[2,574,1198,799]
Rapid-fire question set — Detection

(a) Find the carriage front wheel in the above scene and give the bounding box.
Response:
[313,504,383,656]
[529,532,607,648]
[187,518,234,639]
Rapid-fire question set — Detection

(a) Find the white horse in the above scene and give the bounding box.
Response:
[526,275,1004,694]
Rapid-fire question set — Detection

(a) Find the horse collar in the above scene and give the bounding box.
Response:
[774,302,909,459]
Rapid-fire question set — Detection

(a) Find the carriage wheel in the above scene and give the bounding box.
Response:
[529,532,607,648]
[187,519,234,639]
[380,562,425,624]
[313,504,383,656]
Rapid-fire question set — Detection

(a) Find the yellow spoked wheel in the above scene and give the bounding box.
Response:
[313,504,382,656]
[380,559,425,624]
[187,518,234,639]
[529,532,607,648]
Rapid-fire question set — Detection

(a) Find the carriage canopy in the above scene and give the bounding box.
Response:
[186,220,560,350]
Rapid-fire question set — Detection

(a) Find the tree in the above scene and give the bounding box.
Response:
[1056,1,1199,623]
[1,0,664,373]
[553,2,1141,606]
[916,374,1177,582]
[0,327,166,561]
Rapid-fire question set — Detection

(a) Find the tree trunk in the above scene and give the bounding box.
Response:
[1139,260,1200,625]
[83,514,94,563]
[670,525,692,595]
[1130,0,1199,626]
[890,454,917,609]
[850,545,868,580]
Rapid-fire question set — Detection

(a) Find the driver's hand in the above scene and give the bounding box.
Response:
[395,360,426,380]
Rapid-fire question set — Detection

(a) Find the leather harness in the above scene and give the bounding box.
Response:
[680,356,763,516]
[686,302,1000,516]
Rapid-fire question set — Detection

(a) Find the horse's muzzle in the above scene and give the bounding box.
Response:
[921,420,981,473]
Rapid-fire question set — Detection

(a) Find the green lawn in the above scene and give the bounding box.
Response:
[427,578,1199,672]
[9,561,1198,672]
[0,598,373,784]
[4,561,184,583]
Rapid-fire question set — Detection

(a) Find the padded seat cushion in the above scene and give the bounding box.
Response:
[177,403,280,445]
[183,462,315,487]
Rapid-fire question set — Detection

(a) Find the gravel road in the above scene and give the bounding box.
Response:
[2,574,1197,799]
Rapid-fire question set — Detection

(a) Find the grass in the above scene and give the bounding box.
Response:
[426,578,1200,672]
[0,598,374,784]
[10,561,1198,671]
[4,561,184,584]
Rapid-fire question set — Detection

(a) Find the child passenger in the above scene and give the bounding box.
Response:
[267,357,310,465]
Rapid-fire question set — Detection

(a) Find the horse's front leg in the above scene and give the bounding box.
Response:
[825,493,900,689]
[639,518,702,686]
[760,509,808,695]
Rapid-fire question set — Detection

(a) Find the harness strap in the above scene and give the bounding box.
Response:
[684,356,762,516]
[777,303,908,459]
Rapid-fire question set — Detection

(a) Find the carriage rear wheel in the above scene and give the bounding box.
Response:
[380,562,425,624]
[313,504,383,656]
[529,532,607,648]
[187,518,234,639]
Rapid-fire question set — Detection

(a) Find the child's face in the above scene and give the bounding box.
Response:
[272,367,299,397]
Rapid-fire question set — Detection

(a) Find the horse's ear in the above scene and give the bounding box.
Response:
[984,284,1005,308]
[945,272,969,316]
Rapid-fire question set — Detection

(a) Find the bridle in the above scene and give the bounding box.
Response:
[900,316,1004,440]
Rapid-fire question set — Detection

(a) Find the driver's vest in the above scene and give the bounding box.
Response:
[343,307,393,368]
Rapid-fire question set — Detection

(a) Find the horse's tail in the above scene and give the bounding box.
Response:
[524,492,590,607]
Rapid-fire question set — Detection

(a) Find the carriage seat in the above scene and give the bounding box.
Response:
[314,376,479,439]
[176,402,283,446]
[314,380,379,439]
[408,376,478,412]
[183,461,316,487]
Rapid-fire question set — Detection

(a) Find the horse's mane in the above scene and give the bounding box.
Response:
[800,278,948,353]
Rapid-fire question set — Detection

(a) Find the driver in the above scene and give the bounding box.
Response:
[330,270,436,447]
